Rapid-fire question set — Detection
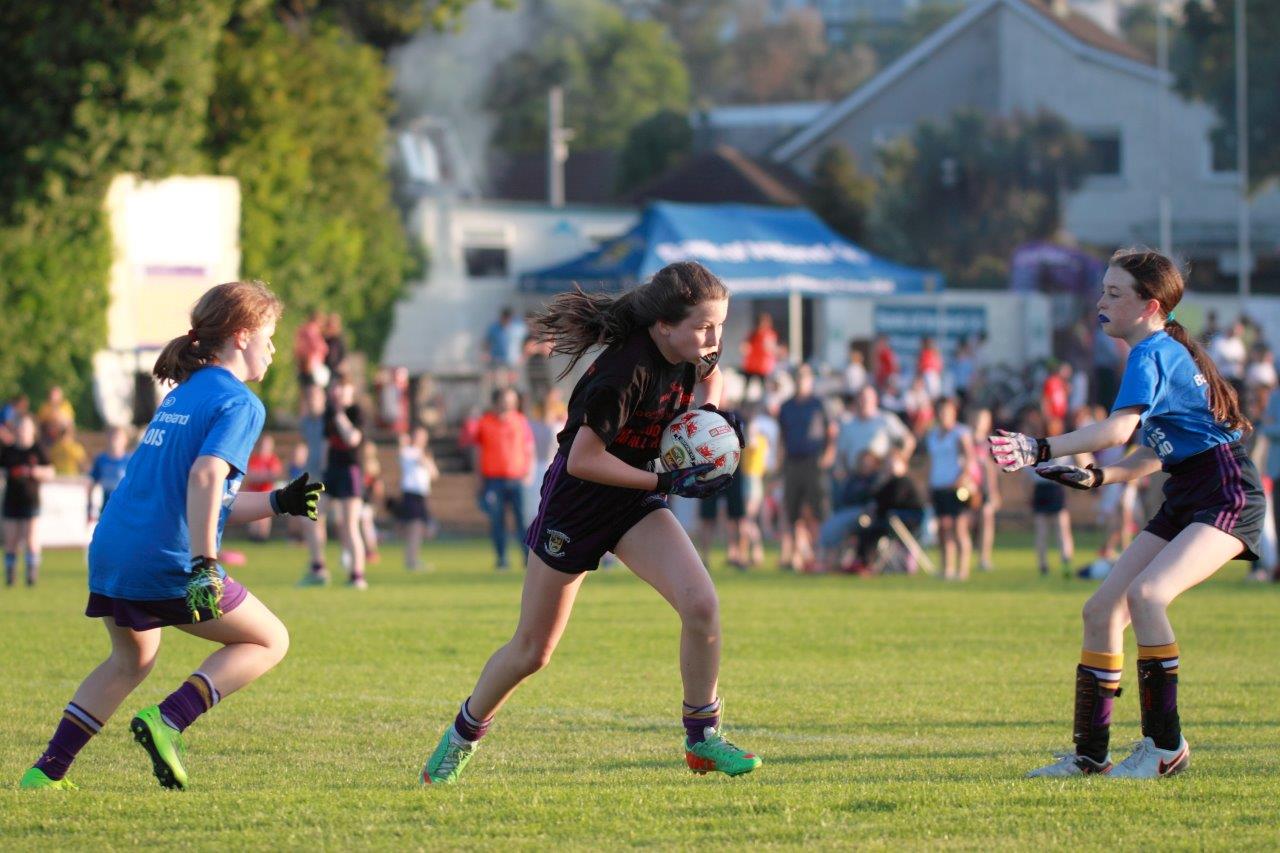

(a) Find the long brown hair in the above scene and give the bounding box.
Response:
[528,261,728,378]
[1109,248,1249,431]
[153,281,284,385]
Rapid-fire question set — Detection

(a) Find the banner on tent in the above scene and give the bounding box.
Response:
[873,304,988,367]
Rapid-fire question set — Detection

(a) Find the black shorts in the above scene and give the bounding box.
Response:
[2,501,39,520]
[1031,481,1066,515]
[524,453,670,574]
[930,488,967,518]
[1145,442,1264,561]
[85,578,248,632]
[400,492,431,522]
[325,464,364,500]
[783,458,826,523]
[698,471,745,521]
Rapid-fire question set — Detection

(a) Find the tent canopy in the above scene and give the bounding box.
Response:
[518,202,942,297]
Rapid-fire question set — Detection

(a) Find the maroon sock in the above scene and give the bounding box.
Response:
[683,698,722,744]
[157,672,219,733]
[452,698,492,742]
[34,703,103,780]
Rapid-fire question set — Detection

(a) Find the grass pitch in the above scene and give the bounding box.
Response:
[1,533,1278,850]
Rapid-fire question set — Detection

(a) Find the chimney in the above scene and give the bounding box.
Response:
[1050,0,1071,18]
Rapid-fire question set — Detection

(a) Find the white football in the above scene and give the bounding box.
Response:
[659,409,741,481]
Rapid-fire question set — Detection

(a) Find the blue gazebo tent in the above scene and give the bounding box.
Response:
[519,201,941,298]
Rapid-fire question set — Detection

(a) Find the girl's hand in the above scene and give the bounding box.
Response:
[988,430,1049,472]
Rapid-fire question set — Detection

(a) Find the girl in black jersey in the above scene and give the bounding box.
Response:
[2,415,54,586]
[420,261,762,784]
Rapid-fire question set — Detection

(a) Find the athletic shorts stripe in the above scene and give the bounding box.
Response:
[1214,443,1244,532]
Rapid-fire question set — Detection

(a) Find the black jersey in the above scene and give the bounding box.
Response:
[557,328,696,468]
[324,403,364,469]
[1,443,48,513]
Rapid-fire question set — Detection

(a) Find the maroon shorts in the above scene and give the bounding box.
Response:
[85,577,249,631]
[1145,442,1264,562]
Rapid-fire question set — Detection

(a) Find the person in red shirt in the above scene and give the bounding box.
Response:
[917,336,944,399]
[873,334,900,391]
[293,310,329,388]
[476,388,534,570]
[1042,361,1072,424]
[244,435,283,542]
[740,313,778,401]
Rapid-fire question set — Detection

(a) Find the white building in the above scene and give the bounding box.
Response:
[772,0,1278,282]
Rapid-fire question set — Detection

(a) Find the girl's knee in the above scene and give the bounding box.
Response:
[510,634,556,677]
[1081,594,1125,630]
[1125,580,1168,613]
[111,649,158,682]
[679,590,720,631]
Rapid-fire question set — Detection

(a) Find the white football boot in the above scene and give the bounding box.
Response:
[1108,736,1190,779]
[1026,750,1112,777]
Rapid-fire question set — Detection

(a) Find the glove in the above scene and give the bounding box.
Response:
[1036,464,1104,490]
[699,403,745,449]
[656,463,731,498]
[271,473,325,519]
[185,555,226,622]
[988,430,1051,472]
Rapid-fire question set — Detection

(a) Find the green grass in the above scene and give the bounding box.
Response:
[1,533,1278,850]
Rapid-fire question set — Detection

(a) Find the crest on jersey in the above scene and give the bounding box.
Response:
[545,529,571,558]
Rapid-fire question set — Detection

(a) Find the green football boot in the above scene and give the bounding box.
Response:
[130,705,189,790]
[19,767,79,790]
[420,729,477,785]
[685,727,762,777]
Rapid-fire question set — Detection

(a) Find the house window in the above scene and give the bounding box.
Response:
[464,247,508,278]
[1085,131,1122,177]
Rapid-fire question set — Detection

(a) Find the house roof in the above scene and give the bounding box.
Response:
[626,145,808,207]
[489,149,621,205]
[772,0,1163,163]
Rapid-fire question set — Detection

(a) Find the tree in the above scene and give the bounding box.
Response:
[0,2,234,418]
[486,0,690,153]
[1175,0,1280,186]
[807,145,875,245]
[210,15,420,413]
[871,110,1089,288]
[616,110,694,193]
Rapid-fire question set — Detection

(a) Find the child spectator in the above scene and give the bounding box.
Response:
[88,426,132,519]
[48,424,88,476]
[244,435,283,542]
[2,415,54,585]
[398,426,439,572]
[924,397,976,581]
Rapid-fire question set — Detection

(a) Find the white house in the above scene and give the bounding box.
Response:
[772,0,1279,283]
[382,196,636,375]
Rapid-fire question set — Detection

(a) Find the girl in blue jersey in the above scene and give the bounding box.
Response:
[991,249,1262,779]
[420,261,761,785]
[19,281,323,791]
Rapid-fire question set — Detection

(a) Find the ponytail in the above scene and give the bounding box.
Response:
[1163,318,1250,432]
[1110,248,1250,433]
[528,261,728,379]
[152,280,283,385]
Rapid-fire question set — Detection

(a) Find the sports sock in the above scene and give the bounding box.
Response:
[157,672,220,733]
[1137,642,1181,751]
[34,702,104,781]
[451,697,492,744]
[4,552,14,586]
[682,697,722,745]
[1074,650,1122,763]
[24,550,39,585]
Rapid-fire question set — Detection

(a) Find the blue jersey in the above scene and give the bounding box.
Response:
[89,451,131,493]
[1111,330,1240,466]
[89,366,265,600]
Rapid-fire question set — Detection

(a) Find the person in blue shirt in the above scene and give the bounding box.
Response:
[87,426,132,519]
[990,248,1262,780]
[20,281,323,792]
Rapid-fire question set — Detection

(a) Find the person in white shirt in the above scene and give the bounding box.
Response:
[398,426,439,572]
[843,344,868,396]
[835,386,914,474]
[1208,320,1247,384]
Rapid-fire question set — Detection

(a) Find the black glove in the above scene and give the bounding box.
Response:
[1036,464,1104,490]
[271,473,325,519]
[185,555,226,622]
[656,462,731,498]
[699,403,745,449]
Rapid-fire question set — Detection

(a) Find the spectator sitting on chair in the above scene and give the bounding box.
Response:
[815,449,884,573]
[853,447,925,573]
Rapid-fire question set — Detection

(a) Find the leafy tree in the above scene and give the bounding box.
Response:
[616,110,694,193]
[0,1,233,417]
[1119,1,1159,61]
[807,145,875,245]
[871,110,1089,288]
[1175,0,1280,186]
[487,0,690,153]
[210,15,419,412]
